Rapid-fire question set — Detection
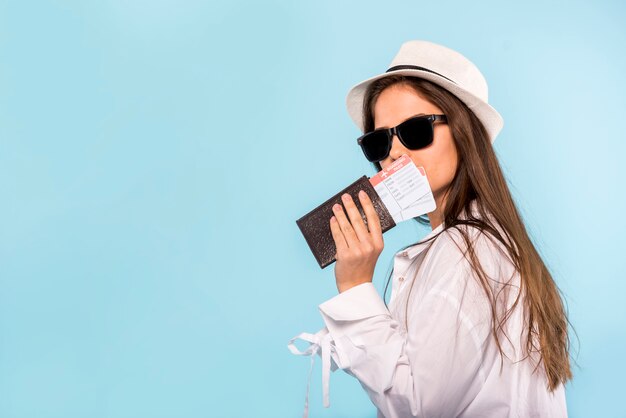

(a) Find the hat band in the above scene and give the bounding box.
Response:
[386,65,456,84]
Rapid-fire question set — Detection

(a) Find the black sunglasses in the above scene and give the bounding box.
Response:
[356,114,448,162]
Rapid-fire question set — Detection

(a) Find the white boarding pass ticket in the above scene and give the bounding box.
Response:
[369,154,437,223]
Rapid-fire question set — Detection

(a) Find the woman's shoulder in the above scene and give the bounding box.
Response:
[450,200,515,266]
[446,222,516,270]
[419,221,515,276]
[416,204,520,298]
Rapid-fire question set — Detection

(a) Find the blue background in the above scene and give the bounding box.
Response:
[1,0,624,417]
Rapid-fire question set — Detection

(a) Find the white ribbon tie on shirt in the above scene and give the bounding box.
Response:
[287,327,337,418]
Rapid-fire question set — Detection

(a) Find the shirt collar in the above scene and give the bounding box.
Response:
[399,199,481,260]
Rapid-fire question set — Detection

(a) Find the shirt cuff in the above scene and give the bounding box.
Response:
[318,282,390,321]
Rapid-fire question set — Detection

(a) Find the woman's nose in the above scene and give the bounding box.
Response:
[388,134,408,160]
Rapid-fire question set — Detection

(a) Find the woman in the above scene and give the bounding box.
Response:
[288,40,572,418]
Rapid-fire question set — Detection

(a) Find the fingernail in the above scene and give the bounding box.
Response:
[341,193,350,202]
[359,190,366,198]
[333,204,341,211]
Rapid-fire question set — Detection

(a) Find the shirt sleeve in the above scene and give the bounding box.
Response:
[318,275,492,418]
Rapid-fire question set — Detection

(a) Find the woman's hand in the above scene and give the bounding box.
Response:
[329,190,384,293]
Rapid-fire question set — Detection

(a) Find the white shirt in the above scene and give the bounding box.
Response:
[288,200,568,417]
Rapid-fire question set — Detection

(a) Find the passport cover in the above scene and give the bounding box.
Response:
[296,175,396,269]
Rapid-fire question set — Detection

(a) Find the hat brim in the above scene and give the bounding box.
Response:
[345,69,504,143]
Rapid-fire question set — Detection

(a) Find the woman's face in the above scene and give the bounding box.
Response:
[373,83,458,213]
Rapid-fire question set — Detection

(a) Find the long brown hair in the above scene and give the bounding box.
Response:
[362,75,573,391]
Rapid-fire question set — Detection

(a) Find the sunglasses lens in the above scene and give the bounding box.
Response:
[398,117,434,149]
[360,131,390,162]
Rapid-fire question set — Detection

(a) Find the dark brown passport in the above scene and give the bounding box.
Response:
[296,175,396,269]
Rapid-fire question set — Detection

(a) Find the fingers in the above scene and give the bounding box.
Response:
[330,190,385,255]
[332,200,359,248]
[329,215,348,254]
[341,193,373,243]
[358,190,383,247]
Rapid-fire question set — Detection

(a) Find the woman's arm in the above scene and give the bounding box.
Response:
[318,276,493,418]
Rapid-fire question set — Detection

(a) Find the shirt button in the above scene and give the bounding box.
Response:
[398,276,404,282]
[400,251,408,257]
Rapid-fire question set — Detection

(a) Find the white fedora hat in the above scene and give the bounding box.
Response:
[346,40,504,143]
